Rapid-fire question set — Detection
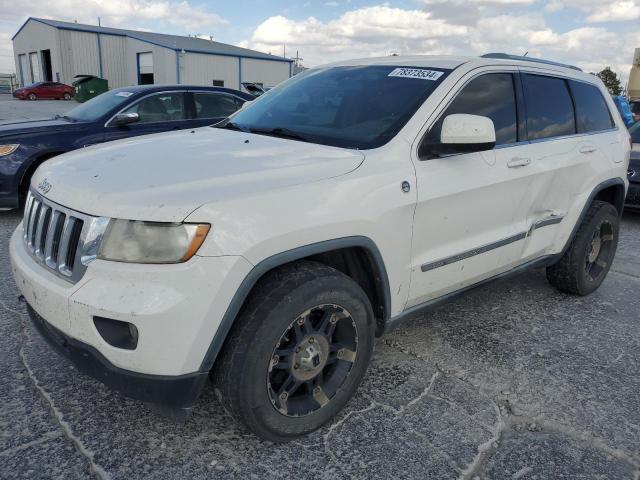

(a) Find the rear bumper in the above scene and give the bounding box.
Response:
[26,302,209,408]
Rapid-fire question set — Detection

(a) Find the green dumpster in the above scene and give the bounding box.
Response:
[72,75,108,103]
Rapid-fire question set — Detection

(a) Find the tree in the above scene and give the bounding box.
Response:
[596,67,622,95]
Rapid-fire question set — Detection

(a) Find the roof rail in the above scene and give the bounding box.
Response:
[481,53,582,71]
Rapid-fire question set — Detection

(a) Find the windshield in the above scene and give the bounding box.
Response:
[630,122,640,144]
[66,89,137,122]
[224,65,451,149]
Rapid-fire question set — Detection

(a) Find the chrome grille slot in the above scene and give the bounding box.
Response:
[22,190,106,284]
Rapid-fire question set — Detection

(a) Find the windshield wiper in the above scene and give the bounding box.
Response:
[54,114,76,122]
[216,121,248,132]
[249,127,309,143]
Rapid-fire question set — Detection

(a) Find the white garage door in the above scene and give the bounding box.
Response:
[18,54,28,86]
[29,52,41,83]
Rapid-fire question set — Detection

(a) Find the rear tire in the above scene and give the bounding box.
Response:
[63,93,72,100]
[546,200,619,295]
[212,260,375,442]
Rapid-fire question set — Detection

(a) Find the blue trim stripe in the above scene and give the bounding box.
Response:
[96,33,103,77]
[175,51,180,84]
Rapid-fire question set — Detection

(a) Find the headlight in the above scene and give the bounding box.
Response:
[0,144,19,156]
[97,220,210,264]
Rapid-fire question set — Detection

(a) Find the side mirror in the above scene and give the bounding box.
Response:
[422,114,496,157]
[111,112,140,126]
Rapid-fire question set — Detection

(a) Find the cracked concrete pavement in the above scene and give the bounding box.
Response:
[2,209,639,479]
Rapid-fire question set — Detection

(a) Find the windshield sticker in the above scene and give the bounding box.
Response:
[388,68,444,81]
[115,92,134,97]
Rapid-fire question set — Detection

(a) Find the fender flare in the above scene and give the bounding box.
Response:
[198,236,391,372]
[559,177,626,256]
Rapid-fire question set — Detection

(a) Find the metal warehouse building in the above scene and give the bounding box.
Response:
[12,17,293,91]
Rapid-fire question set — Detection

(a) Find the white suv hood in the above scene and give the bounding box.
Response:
[31,127,365,222]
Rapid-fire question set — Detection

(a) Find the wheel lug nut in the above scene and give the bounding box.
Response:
[308,337,314,343]
[272,355,279,365]
[313,386,321,395]
[280,392,288,400]
[294,363,299,369]
[297,318,305,325]
[337,349,344,359]
[295,347,301,353]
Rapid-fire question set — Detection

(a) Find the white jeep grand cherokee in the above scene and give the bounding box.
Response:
[10,54,630,441]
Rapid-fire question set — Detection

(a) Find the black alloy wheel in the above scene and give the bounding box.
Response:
[267,304,358,417]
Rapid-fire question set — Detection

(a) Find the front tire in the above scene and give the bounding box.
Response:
[28,93,37,100]
[212,261,375,442]
[546,200,619,295]
[63,93,72,100]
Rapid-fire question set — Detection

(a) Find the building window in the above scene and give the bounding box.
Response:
[137,52,154,85]
[212,80,224,87]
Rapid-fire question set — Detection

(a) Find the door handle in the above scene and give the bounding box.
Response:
[579,145,597,154]
[507,157,531,168]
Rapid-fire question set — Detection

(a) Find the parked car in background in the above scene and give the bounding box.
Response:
[627,122,640,207]
[630,99,640,123]
[12,82,75,100]
[242,82,270,97]
[0,84,253,209]
[612,96,636,127]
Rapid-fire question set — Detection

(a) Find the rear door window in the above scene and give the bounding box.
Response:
[194,93,243,119]
[522,74,575,140]
[122,92,186,124]
[569,81,614,133]
[433,72,518,145]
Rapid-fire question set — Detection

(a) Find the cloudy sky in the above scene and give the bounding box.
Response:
[0,0,637,84]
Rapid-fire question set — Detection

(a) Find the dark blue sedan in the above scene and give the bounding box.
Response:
[0,85,254,209]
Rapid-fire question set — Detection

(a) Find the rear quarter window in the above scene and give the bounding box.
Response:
[522,74,576,141]
[569,81,614,133]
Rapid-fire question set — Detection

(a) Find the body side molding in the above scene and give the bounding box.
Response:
[198,236,391,372]
[421,215,564,273]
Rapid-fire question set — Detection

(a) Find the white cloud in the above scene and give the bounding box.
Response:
[243,6,467,64]
[1,0,227,33]
[242,5,634,85]
[546,0,640,22]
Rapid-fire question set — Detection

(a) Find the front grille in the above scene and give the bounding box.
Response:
[22,191,108,283]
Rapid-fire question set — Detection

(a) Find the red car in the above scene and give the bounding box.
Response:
[13,82,74,100]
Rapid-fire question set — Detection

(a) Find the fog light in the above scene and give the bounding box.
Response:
[93,316,138,350]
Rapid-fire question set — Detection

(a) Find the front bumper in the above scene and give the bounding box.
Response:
[26,302,208,408]
[10,223,252,397]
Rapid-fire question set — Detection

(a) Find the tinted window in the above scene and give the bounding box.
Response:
[434,73,518,145]
[194,93,242,119]
[570,81,613,132]
[523,74,575,140]
[226,65,451,149]
[122,92,186,124]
